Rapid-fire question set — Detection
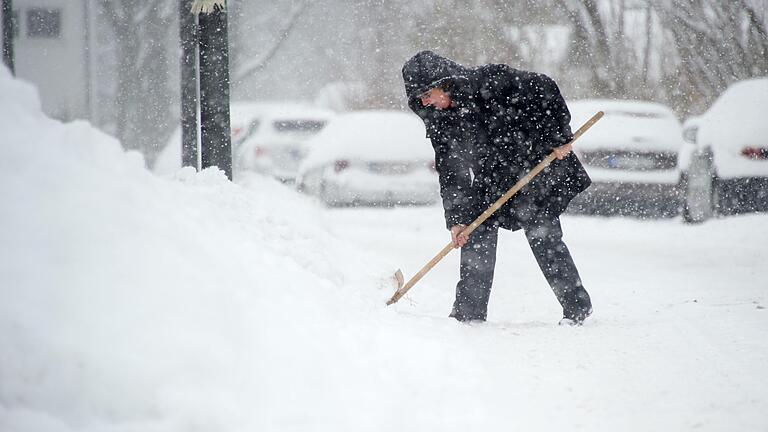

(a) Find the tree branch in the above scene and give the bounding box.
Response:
[233,1,308,82]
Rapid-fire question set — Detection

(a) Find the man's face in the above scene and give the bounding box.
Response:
[419,87,452,110]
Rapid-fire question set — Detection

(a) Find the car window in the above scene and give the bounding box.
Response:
[272,120,326,134]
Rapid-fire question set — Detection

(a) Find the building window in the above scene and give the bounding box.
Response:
[27,8,61,38]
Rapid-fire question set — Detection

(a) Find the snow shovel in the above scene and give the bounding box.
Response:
[386,111,604,306]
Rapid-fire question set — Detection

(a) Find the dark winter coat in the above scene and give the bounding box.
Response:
[402,50,591,231]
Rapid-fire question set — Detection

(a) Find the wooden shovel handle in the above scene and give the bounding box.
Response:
[386,111,604,306]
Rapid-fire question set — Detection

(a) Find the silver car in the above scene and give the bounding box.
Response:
[296,110,439,207]
[566,99,686,217]
[679,78,768,223]
[234,102,335,182]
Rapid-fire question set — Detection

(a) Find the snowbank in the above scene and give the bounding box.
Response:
[0,66,423,432]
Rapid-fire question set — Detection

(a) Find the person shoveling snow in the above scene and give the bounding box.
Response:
[400,50,594,326]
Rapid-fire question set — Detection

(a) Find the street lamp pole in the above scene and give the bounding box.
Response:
[180,0,199,170]
[193,0,232,180]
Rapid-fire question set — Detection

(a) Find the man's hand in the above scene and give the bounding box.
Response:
[553,142,573,160]
[450,225,469,248]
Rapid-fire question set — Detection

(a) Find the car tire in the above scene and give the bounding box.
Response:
[682,149,718,223]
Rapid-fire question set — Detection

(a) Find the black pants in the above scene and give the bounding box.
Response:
[451,216,592,321]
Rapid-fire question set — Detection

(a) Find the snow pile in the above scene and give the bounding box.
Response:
[0,67,439,431]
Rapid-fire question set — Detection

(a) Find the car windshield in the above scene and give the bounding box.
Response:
[272,120,326,134]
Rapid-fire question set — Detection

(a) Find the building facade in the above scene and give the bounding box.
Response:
[1,0,97,122]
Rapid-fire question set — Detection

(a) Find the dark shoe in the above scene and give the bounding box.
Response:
[449,310,486,323]
[559,306,592,326]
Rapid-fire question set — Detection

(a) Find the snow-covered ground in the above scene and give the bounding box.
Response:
[326,206,768,430]
[2,67,767,431]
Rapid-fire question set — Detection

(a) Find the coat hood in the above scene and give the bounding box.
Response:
[402,51,471,101]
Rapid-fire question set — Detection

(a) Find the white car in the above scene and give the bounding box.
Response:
[567,99,686,217]
[296,110,439,206]
[154,102,261,176]
[679,78,768,223]
[234,102,335,182]
[153,101,333,181]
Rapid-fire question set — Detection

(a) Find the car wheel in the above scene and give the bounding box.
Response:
[682,150,717,223]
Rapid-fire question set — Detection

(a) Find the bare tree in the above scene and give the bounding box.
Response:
[99,0,176,165]
[410,0,515,66]
[556,0,641,98]
[231,1,308,83]
[405,0,586,91]
[651,0,768,114]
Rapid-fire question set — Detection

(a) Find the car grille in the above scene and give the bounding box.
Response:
[579,150,677,171]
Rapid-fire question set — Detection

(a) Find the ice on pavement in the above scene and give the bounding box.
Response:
[1,66,767,431]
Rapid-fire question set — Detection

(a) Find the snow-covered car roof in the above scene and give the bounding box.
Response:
[298,110,433,172]
[697,78,768,152]
[568,99,683,152]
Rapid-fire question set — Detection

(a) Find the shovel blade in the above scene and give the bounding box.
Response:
[392,269,404,290]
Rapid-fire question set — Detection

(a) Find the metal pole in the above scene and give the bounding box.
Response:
[197,3,232,180]
[180,0,199,170]
[2,0,14,75]
[84,0,93,122]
